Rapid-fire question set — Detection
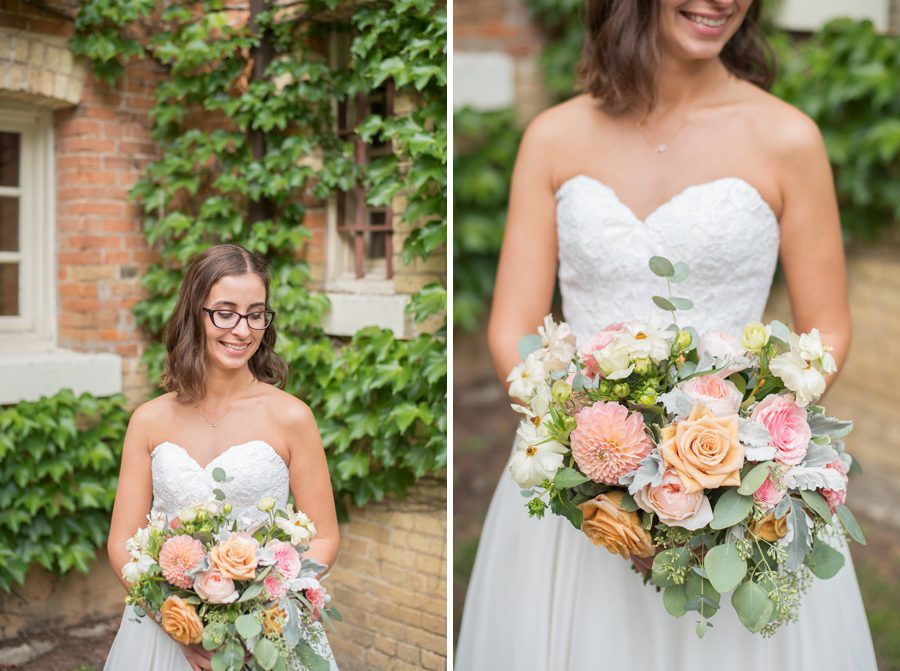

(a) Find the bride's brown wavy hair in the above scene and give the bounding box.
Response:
[162,244,287,401]
[578,0,776,115]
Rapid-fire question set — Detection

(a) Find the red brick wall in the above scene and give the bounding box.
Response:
[54,62,162,399]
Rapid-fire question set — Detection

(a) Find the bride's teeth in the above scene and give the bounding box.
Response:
[685,13,728,27]
[222,342,248,351]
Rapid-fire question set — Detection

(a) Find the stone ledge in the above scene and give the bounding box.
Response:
[321,291,410,338]
[0,349,122,404]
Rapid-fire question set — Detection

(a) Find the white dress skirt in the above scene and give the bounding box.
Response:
[454,176,878,670]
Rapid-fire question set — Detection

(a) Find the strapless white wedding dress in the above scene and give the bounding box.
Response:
[455,176,877,670]
[104,440,338,671]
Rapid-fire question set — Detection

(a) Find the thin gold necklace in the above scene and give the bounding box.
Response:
[636,111,694,154]
[197,402,232,428]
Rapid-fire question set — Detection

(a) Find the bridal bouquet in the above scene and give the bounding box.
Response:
[507,256,865,638]
[121,470,338,671]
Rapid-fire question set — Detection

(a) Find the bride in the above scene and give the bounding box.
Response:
[455,0,877,668]
[104,244,340,670]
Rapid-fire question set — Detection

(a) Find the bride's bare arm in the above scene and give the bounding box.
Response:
[487,112,563,383]
[283,398,340,571]
[775,111,851,390]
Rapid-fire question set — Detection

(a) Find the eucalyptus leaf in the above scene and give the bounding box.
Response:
[696,619,708,638]
[651,547,691,588]
[768,320,791,343]
[649,256,675,277]
[253,637,280,671]
[670,261,690,283]
[805,537,845,579]
[238,581,265,603]
[618,492,639,512]
[800,489,834,522]
[235,613,262,640]
[653,296,677,312]
[669,297,694,310]
[518,334,543,360]
[703,543,748,593]
[731,581,774,633]
[710,489,754,529]
[836,504,866,545]
[737,462,771,496]
[663,584,688,618]
[297,640,332,671]
[211,467,227,483]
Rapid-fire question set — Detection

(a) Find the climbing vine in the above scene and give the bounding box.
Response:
[71,0,446,515]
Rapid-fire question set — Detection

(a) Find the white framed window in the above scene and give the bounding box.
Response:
[0,106,54,351]
[0,104,121,404]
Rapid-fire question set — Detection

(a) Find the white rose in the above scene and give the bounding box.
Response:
[593,337,634,379]
[698,330,742,360]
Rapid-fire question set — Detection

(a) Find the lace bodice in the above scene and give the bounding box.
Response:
[556,175,780,343]
[150,440,290,523]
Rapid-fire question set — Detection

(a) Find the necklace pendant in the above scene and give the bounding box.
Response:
[655,143,667,154]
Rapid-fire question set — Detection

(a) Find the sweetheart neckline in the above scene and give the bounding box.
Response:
[556,174,779,225]
[150,440,288,473]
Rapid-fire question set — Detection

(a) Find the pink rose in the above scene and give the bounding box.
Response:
[305,587,327,621]
[751,394,811,465]
[821,458,848,512]
[698,331,748,375]
[754,474,785,511]
[678,375,743,416]
[264,572,287,600]
[266,539,302,579]
[579,323,626,378]
[194,569,238,604]
[633,468,713,530]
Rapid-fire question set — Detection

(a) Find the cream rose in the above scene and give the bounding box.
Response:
[193,569,238,604]
[634,468,713,530]
[659,404,744,493]
[578,491,654,559]
[160,595,203,645]
[208,533,259,581]
[678,374,743,417]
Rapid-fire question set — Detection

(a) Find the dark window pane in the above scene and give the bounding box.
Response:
[367,231,387,260]
[0,197,19,252]
[0,133,19,188]
[0,263,19,316]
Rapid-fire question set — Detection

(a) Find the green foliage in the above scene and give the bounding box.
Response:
[0,390,128,590]
[71,0,446,513]
[772,18,900,240]
[453,107,521,330]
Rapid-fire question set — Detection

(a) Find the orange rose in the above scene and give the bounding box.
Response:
[160,595,203,645]
[208,533,259,581]
[659,403,744,493]
[262,603,286,635]
[578,491,654,558]
[749,511,789,542]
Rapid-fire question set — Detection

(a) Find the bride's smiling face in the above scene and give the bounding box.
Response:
[658,0,753,62]
[201,273,267,372]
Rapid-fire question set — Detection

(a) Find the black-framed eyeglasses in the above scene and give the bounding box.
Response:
[202,307,275,330]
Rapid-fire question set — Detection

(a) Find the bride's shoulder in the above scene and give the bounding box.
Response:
[129,392,178,428]
[255,384,318,431]
[522,94,605,147]
[737,82,825,157]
